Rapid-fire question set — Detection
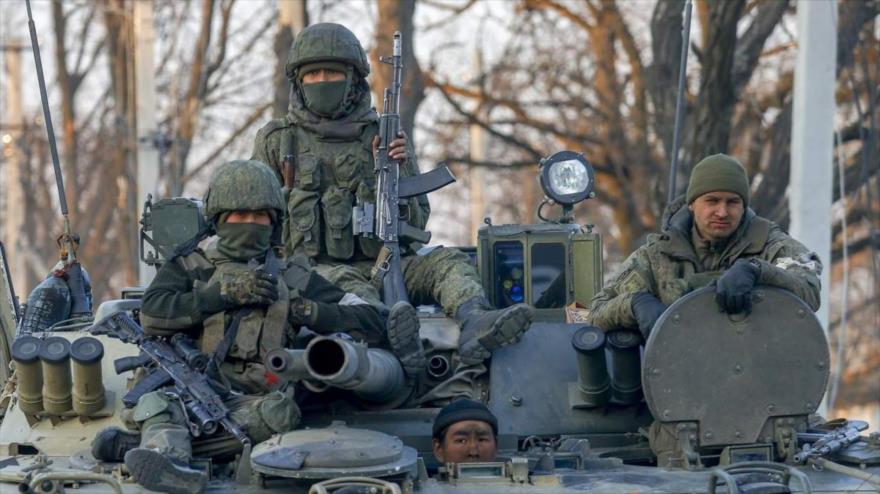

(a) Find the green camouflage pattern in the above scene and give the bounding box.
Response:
[133,390,300,463]
[204,160,285,222]
[251,118,430,261]
[314,247,485,316]
[285,23,370,79]
[219,266,274,306]
[586,202,822,331]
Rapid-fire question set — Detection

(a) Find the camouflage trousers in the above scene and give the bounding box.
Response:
[129,389,300,463]
[314,247,484,316]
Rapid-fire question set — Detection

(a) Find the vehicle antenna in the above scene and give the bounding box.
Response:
[666,0,694,205]
[24,0,90,316]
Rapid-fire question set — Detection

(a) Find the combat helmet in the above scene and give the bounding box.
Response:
[285,23,370,80]
[204,160,284,224]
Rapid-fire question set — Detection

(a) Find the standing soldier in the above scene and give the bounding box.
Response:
[92,160,422,494]
[251,23,532,367]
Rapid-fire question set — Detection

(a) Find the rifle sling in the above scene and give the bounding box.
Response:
[122,368,172,407]
[207,249,283,379]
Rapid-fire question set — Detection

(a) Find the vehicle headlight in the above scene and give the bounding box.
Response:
[539,151,595,205]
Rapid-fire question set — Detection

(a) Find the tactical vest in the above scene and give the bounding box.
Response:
[283,124,383,261]
[177,252,290,364]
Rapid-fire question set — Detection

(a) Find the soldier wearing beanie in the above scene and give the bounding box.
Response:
[432,399,499,464]
[585,153,822,465]
[586,152,822,339]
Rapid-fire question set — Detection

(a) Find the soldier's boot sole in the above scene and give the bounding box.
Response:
[92,427,141,462]
[459,304,533,365]
[124,448,207,494]
[387,301,426,376]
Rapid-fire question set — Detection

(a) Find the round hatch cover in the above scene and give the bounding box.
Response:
[251,422,417,479]
[642,286,829,447]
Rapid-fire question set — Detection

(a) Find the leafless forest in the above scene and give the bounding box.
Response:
[0,0,877,423]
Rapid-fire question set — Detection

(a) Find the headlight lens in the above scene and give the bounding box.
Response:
[548,159,590,196]
[539,151,595,205]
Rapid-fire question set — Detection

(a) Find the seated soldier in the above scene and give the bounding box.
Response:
[585,154,822,464]
[432,399,499,464]
[92,160,423,494]
[587,153,821,339]
[252,23,533,367]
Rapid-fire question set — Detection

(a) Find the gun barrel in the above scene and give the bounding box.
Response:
[304,336,406,403]
[265,348,308,381]
[265,348,329,393]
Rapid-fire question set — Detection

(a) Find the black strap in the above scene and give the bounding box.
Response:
[206,249,283,382]
[167,223,215,262]
[122,368,172,407]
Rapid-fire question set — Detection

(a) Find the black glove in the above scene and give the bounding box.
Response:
[630,291,667,339]
[715,258,761,314]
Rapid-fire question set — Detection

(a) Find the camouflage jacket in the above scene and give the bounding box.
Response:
[140,248,348,360]
[251,116,431,262]
[586,202,822,331]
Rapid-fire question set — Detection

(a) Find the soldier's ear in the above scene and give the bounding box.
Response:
[432,438,445,462]
[688,203,694,212]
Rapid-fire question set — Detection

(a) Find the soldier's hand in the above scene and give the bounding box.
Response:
[715,258,761,314]
[220,270,279,307]
[630,291,667,340]
[372,131,408,162]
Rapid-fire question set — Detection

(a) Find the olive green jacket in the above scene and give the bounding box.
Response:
[586,203,822,331]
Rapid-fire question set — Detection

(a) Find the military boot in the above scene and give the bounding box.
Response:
[455,297,533,365]
[386,301,426,376]
[125,448,207,494]
[91,427,141,462]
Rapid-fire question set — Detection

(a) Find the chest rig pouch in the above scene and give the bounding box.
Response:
[285,126,382,260]
[199,262,290,363]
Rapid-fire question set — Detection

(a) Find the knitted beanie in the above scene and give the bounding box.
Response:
[432,399,498,439]
[686,153,750,207]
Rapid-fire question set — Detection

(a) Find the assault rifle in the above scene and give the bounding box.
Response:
[353,31,456,304]
[92,311,250,448]
[794,419,868,463]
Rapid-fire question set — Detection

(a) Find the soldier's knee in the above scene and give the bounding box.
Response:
[423,246,471,265]
[231,391,301,443]
[317,264,368,286]
[132,391,186,430]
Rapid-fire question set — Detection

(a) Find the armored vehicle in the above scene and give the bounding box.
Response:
[1,150,879,494]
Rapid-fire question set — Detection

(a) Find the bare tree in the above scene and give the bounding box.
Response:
[371,0,426,141]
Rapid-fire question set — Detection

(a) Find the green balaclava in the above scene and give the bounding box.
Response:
[298,62,354,118]
[215,219,272,262]
[686,153,751,207]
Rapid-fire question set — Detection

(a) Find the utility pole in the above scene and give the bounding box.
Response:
[275,0,308,117]
[789,0,836,414]
[134,0,159,286]
[469,121,487,244]
[2,40,28,296]
[469,52,487,244]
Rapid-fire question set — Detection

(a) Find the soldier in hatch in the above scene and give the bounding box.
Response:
[432,399,500,465]
[586,153,822,339]
[92,160,423,494]
[588,153,823,463]
[251,23,532,366]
